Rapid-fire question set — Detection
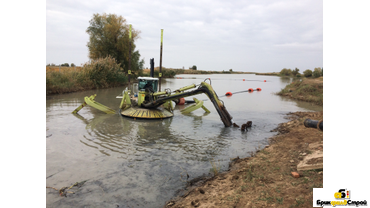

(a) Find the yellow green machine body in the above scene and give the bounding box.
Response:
[115,76,232,126]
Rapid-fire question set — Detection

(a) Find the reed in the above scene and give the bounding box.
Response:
[46,56,128,95]
[209,159,221,176]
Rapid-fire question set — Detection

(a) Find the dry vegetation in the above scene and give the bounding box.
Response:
[46,57,127,95]
[46,66,83,72]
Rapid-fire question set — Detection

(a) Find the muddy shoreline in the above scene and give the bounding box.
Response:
[164,111,323,208]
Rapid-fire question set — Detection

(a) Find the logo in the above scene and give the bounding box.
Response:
[334,189,350,199]
[313,188,369,207]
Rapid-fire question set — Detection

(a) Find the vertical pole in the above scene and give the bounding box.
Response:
[159,29,163,92]
[150,58,154,78]
[128,24,132,88]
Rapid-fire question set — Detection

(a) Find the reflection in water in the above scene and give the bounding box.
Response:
[73,111,232,163]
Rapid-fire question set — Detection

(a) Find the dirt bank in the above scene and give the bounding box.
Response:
[165,111,323,208]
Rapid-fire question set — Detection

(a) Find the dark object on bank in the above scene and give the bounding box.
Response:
[304,119,323,131]
[233,123,239,128]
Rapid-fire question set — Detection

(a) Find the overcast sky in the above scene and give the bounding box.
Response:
[46,0,323,72]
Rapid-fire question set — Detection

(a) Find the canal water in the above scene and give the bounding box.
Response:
[46,74,322,207]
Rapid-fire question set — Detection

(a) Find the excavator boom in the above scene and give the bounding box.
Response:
[141,82,233,127]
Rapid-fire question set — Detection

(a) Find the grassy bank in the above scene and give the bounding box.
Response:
[255,72,279,76]
[277,77,323,106]
[46,57,128,95]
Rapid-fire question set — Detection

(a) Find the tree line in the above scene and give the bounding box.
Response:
[47,63,76,67]
[279,67,323,78]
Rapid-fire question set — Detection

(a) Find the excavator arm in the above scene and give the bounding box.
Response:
[141,82,233,127]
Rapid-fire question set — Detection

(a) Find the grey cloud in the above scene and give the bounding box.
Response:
[47,0,323,72]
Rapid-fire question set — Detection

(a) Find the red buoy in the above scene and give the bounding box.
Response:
[248,88,254,92]
[225,92,232,96]
[243,79,245,81]
[256,88,261,91]
[177,98,185,105]
[264,80,266,82]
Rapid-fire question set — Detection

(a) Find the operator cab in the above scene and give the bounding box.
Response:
[138,77,159,93]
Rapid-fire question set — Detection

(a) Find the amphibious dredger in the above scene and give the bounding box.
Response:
[116,74,233,127]
[72,66,233,127]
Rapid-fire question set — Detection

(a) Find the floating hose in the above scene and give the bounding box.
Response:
[200,88,263,101]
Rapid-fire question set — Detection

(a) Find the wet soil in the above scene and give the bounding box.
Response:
[164,111,323,208]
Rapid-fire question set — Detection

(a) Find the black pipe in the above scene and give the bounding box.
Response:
[304,119,323,131]
[150,58,154,78]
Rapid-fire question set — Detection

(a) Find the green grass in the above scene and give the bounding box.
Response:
[277,78,323,105]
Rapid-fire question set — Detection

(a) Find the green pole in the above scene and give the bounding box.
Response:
[159,29,163,92]
[128,24,132,86]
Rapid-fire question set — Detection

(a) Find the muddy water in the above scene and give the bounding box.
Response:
[46,74,322,207]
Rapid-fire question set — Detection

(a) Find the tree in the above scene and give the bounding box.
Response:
[191,65,197,70]
[303,69,312,77]
[279,68,292,76]
[313,67,322,78]
[86,13,144,73]
[292,67,299,76]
